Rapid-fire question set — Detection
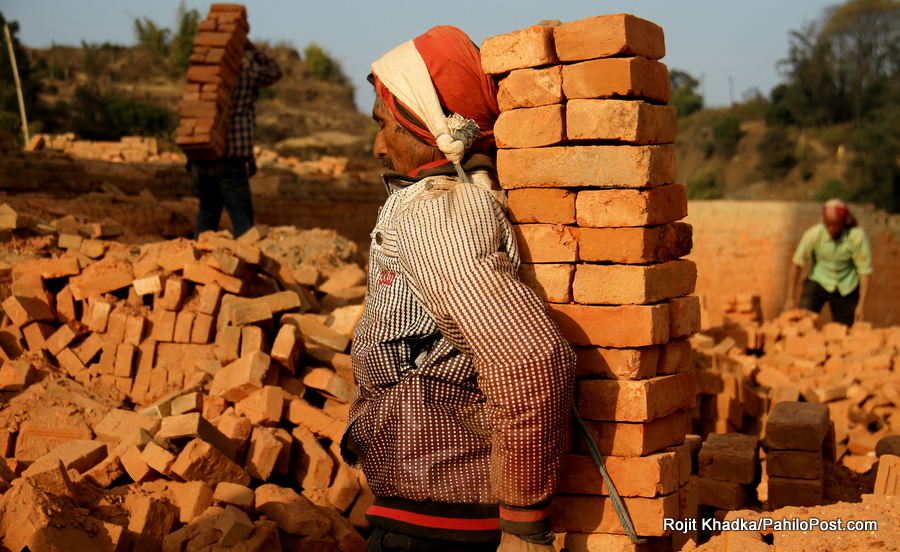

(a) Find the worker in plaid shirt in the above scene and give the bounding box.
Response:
[190,41,281,239]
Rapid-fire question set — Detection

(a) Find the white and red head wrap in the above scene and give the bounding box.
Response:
[822,198,857,228]
[370,26,500,170]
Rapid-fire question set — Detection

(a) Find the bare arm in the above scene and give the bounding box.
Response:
[784,262,801,311]
[855,274,869,322]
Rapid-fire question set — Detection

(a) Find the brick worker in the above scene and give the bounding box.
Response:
[785,198,873,326]
[189,41,281,239]
[339,26,575,552]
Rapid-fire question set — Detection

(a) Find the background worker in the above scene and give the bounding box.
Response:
[190,41,281,239]
[785,198,873,326]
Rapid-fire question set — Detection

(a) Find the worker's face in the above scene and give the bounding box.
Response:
[824,215,846,240]
[372,100,437,175]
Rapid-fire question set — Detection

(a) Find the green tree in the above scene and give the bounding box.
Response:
[756,127,797,180]
[134,16,170,63]
[303,42,347,84]
[847,104,900,211]
[171,1,201,70]
[687,163,724,199]
[712,115,743,159]
[669,70,703,118]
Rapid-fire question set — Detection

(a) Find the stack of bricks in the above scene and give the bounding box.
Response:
[762,401,831,509]
[25,134,174,163]
[175,4,249,160]
[480,14,700,551]
[692,433,759,514]
[0,223,374,550]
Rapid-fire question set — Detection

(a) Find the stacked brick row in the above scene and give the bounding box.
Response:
[0,208,373,549]
[762,401,831,508]
[25,134,179,163]
[175,4,249,160]
[480,14,699,551]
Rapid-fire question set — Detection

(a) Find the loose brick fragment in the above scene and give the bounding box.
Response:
[170,438,250,487]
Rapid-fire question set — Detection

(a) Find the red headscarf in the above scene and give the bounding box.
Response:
[822,198,858,228]
[372,26,500,157]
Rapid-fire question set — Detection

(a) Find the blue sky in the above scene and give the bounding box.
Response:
[4,0,838,112]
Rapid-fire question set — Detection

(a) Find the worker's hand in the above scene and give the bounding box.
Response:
[783,297,795,312]
[855,303,865,323]
[497,532,556,552]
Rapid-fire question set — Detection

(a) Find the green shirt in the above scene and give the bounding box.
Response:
[792,223,873,296]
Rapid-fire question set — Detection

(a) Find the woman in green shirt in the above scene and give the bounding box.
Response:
[784,199,872,327]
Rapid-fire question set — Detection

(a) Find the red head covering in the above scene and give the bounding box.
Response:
[372,26,500,157]
[822,198,857,228]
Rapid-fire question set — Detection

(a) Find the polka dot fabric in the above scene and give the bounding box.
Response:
[342,170,575,509]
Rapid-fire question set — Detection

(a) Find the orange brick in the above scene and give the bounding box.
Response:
[22,322,52,350]
[191,313,216,343]
[302,367,354,403]
[243,426,282,481]
[576,184,687,228]
[507,188,576,225]
[512,224,578,263]
[291,425,335,490]
[517,263,574,303]
[766,475,824,508]
[70,268,134,301]
[209,351,270,402]
[667,295,701,339]
[106,309,127,343]
[271,324,302,373]
[172,480,214,523]
[170,438,250,487]
[114,342,135,377]
[124,314,146,345]
[2,295,55,326]
[86,298,112,332]
[576,222,692,264]
[497,65,563,111]
[698,433,759,484]
[549,303,670,347]
[578,372,696,422]
[573,345,658,379]
[552,493,677,537]
[658,338,693,375]
[234,386,282,426]
[567,99,676,145]
[766,402,830,451]
[215,324,241,363]
[580,410,687,457]
[560,451,680,497]
[573,260,696,305]
[160,277,190,311]
[495,104,565,149]
[197,283,224,315]
[553,14,665,62]
[499,145,675,190]
[692,474,748,510]
[183,262,245,294]
[174,311,195,343]
[767,449,823,480]
[240,325,267,355]
[480,25,558,74]
[562,56,670,103]
[153,310,177,342]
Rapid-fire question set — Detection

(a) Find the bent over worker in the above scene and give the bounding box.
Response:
[340,26,575,552]
[785,198,873,327]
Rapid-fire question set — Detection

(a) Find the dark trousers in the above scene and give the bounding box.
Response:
[799,279,860,327]
[190,157,254,239]
[366,528,499,552]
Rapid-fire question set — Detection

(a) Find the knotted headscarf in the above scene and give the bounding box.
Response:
[822,198,857,228]
[370,26,500,180]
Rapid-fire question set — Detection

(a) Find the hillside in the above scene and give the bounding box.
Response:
[27,43,379,166]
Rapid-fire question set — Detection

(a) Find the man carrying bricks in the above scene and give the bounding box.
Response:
[785,198,873,327]
[340,26,575,552]
[189,41,281,239]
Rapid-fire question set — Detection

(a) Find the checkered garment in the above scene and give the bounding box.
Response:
[343,159,575,542]
[226,50,282,158]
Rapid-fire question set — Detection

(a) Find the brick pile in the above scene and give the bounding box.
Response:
[480,14,698,551]
[693,310,900,462]
[175,4,249,160]
[0,206,373,549]
[25,133,180,163]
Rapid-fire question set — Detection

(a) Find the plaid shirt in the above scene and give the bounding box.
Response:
[227,50,281,158]
[343,158,575,541]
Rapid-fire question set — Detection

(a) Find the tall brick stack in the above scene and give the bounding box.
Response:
[175,4,249,160]
[480,14,700,551]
